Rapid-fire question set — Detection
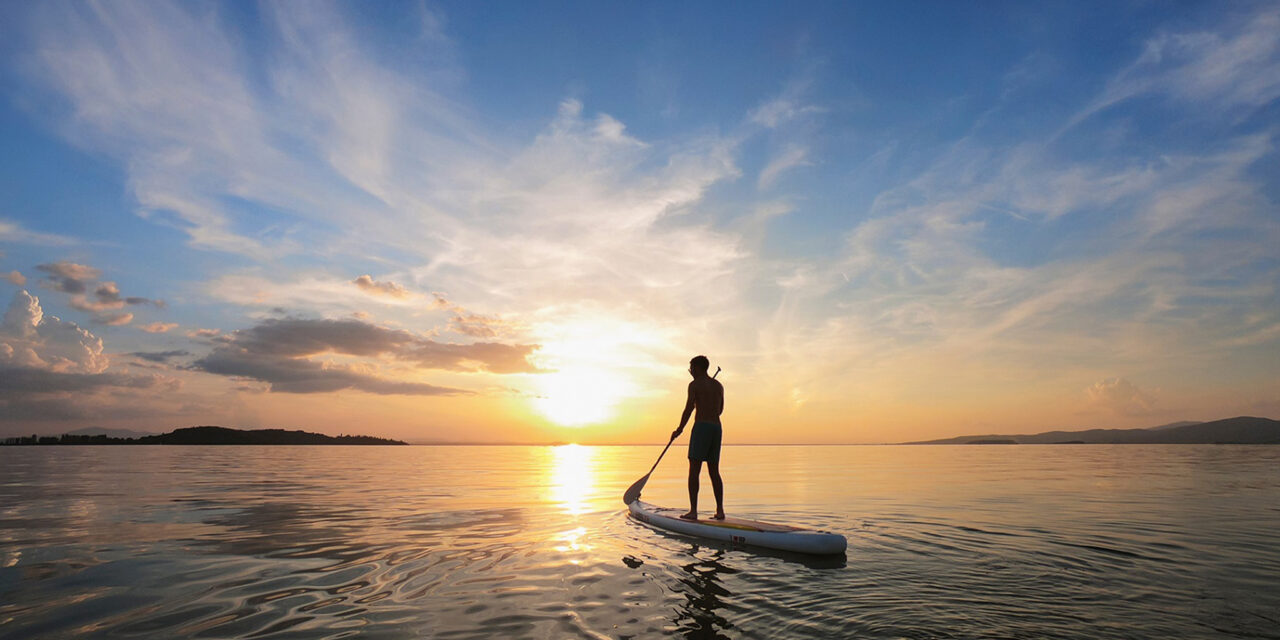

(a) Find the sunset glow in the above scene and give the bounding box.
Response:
[0,3,1276,444]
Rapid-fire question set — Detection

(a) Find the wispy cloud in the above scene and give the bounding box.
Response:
[758,145,811,189]
[1064,9,1280,131]
[750,8,1280,414]
[0,220,77,246]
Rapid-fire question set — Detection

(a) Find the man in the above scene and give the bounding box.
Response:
[671,355,724,520]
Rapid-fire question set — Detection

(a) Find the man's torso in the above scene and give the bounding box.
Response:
[690,377,724,424]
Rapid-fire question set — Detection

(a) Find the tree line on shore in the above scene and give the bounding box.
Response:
[2,426,407,446]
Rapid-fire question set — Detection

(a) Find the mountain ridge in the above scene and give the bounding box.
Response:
[906,416,1279,445]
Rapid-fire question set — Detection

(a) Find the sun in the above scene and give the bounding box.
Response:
[527,315,665,428]
[535,365,627,427]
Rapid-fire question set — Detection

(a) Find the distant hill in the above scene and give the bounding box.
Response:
[62,427,158,439]
[907,417,1280,445]
[3,426,406,446]
[1145,420,1204,431]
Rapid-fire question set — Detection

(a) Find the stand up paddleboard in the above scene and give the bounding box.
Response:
[628,500,847,555]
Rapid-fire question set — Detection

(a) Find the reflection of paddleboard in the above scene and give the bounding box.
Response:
[627,500,847,555]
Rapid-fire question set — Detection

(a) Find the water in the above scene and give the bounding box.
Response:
[1,444,1278,639]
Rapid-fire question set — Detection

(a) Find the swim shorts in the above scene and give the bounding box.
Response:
[687,421,722,464]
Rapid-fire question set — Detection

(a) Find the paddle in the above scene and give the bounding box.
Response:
[622,433,675,505]
[622,366,720,505]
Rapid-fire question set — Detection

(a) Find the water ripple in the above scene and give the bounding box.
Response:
[1,445,1278,638]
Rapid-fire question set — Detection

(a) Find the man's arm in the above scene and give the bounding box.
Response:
[671,383,695,440]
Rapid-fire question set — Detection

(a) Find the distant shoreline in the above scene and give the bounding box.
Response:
[4,416,1276,447]
[903,416,1279,446]
[2,426,406,446]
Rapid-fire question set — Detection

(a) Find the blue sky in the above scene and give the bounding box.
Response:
[0,1,1276,442]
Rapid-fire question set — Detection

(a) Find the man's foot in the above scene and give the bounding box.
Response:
[711,511,725,520]
[679,511,698,520]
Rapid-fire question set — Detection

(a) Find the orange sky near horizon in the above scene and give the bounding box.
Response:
[2,3,1278,443]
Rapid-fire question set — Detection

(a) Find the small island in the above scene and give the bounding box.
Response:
[2,426,407,446]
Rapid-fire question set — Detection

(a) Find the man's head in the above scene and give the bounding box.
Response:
[689,355,710,377]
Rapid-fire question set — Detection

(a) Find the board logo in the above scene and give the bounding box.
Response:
[732,535,746,543]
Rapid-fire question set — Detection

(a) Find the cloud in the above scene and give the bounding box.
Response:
[93,311,134,326]
[0,366,164,394]
[89,282,163,308]
[0,368,174,422]
[431,292,518,338]
[23,2,751,401]
[194,348,466,395]
[3,271,25,286]
[139,322,178,333]
[129,350,191,363]
[34,264,162,327]
[186,328,221,339]
[352,274,410,298]
[748,95,821,129]
[758,145,811,189]
[36,261,100,294]
[743,10,1280,411]
[1,289,107,373]
[191,317,540,395]
[0,220,76,246]
[1085,377,1155,416]
[0,290,178,422]
[1066,9,1280,131]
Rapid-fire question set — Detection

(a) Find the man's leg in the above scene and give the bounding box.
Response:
[707,460,725,519]
[680,459,702,519]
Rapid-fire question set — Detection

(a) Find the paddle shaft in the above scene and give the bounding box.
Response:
[644,434,677,479]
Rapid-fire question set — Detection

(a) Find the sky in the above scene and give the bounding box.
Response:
[0,1,1277,444]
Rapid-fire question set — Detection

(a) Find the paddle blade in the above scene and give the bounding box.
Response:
[622,473,649,505]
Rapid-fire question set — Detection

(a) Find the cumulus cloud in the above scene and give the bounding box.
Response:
[352,274,410,298]
[3,271,25,286]
[139,322,178,333]
[1085,378,1156,416]
[186,328,221,339]
[0,290,175,422]
[1,290,107,373]
[191,317,540,395]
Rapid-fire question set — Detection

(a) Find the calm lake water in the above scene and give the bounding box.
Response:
[1,444,1278,639]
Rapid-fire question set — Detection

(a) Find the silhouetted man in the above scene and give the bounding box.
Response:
[671,355,724,520]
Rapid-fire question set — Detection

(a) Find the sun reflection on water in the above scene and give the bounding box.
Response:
[548,444,598,557]
[548,444,597,516]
